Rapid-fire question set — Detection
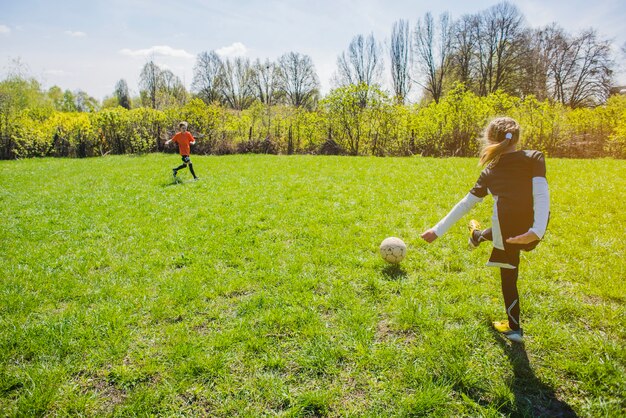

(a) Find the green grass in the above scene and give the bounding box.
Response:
[0,154,624,417]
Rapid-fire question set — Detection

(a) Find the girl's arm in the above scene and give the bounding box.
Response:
[529,177,550,238]
[421,193,483,243]
[507,177,550,244]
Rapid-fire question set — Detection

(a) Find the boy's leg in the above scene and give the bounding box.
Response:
[188,162,197,179]
[173,164,187,176]
[500,267,520,331]
[174,155,190,176]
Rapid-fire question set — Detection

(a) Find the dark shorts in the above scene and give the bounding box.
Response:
[485,211,549,269]
[483,228,541,269]
[181,155,191,164]
[489,245,536,270]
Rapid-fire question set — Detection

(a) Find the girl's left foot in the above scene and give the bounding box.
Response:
[493,320,524,343]
[468,219,483,249]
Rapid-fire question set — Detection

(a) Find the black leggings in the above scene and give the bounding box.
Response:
[501,267,520,330]
[477,228,521,330]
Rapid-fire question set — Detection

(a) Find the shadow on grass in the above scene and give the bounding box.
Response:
[491,328,578,417]
[162,177,186,187]
[381,264,407,280]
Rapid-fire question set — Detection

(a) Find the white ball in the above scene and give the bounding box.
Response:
[379,237,407,264]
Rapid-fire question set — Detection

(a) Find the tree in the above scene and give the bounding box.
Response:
[277,52,320,109]
[74,90,99,112]
[61,90,78,112]
[449,14,479,90]
[516,27,551,100]
[47,86,64,110]
[322,83,391,155]
[542,27,613,107]
[160,69,187,108]
[114,79,131,109]
[251,59,282,137]
[474,2,526,96]
[390,19,412,104]
[139,61,187,109]
[0,71,46,158]
[0,62,44,112]
[50,89,97,112]
[413,12,453,103]
[217,57,255,110]
[335,34,383,108]
[252,59,282,105]
[139,61,162,109]
[192,51,223,104]
[335,33,383,88]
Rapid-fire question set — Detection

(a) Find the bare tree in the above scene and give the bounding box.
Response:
[139,61,188,109]
[474,2,526,96]
[277,52,320,109]
[114,79,131,109]
[192,51,223,104]
[546,28,613,107]
[217,57,255,110]
[390,19,412,104]
[251,59,281,137]
[335,33,383,88]
[413,12,453,103]
[335,33,383,108]
[517,25,561,101]
[161,69,187,108]
[450,14,479,89]
[139,61,162,109]
[252,59,282,105]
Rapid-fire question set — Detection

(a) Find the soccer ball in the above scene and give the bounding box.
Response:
[379,237,406,264]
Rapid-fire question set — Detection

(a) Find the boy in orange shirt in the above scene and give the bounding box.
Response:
[165,121,198,180]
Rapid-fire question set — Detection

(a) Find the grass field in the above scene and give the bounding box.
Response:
[0,154,624,417]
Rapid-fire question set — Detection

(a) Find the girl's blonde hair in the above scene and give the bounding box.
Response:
[479,117,520,167]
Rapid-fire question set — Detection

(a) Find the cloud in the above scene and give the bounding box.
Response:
[64,30,86,38]
[216,42,248,58]
[119,45,194,59]
[0,25,10,34]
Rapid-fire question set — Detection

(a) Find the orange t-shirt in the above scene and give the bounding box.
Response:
[172,131,195,155]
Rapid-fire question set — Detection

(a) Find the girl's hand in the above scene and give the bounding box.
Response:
[506,231,540,245]
[420,229,438,243]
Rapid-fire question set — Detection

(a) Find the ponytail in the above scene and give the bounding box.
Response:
[479,117,520,167]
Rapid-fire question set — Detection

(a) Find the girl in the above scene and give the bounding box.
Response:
[420,117,550,343]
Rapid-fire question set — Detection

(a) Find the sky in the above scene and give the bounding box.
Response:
[1,0,625,101]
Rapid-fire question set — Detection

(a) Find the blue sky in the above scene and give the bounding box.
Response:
[1,0,625,100]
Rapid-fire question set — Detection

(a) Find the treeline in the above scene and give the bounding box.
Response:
[128,1,616,112]
[4,1,618,115]
[1,1,625,159]
[3,83,625,159]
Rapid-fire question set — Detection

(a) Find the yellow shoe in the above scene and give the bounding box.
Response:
[468,219,482,249]
[493,320,524,343]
